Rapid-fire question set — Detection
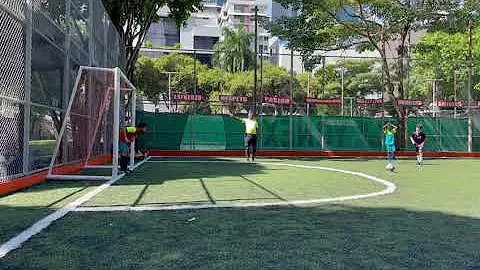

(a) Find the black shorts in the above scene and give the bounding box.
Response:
[415,145,424,153]
[245,134,257,148]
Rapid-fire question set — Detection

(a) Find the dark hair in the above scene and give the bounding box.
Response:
[137,122,147,128]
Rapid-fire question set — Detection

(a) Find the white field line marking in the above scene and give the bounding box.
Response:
[0,157,151,258]
[74,160,396,212]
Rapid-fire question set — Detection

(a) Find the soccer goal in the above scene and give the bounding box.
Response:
[47,66,140,181]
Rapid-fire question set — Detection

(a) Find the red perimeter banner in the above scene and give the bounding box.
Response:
[172,93,203,102]
[397,99,424,106]
[435,100,464,108]
[263,95,293,105]
[219,95,249,103]
[356,98,383,105]
[305,98,341,105]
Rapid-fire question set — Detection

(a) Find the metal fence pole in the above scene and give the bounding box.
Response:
[289,49,294,150]
[454,71,458,119]
[468,116,473,152]
[89,0,95,66]
[260,50,263,105]
[192,49,197,149]
[307,72,310,116]
[64,0,72,159]
[22,0,33,173]
[468,17,473,109]
[321,56,326,95]
[253,6,258,114]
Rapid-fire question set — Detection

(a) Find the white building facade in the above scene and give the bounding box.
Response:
[142,0,223,66]
[219,0,271,55]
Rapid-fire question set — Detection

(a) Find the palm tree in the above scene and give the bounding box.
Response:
[213,27,254,72]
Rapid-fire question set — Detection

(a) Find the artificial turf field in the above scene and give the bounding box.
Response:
[1,157,480,269]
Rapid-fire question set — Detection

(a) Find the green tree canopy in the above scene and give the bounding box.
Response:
[412,28,480,100]
[102,0,202,77]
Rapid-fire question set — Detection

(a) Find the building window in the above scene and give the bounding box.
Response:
[234,4,245,13]
[194,36,219,50]
[165,34,180,47]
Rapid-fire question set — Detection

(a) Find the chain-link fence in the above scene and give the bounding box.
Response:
[137,47,480,118]
[136,102,480,152]
[135,46,480,153]
[0,0,124,182]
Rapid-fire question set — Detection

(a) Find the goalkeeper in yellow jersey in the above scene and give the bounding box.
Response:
[229,110,259,162]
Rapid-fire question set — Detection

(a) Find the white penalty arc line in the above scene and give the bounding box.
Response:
[74,160,397,212]
[0,157,151,259]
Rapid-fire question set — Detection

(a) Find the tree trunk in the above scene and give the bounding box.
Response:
[397,43,408,149]
[380,38,406,150]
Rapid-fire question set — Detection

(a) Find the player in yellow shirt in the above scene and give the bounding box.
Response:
[229,110,259,162]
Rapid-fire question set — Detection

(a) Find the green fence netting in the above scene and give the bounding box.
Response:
[137,111,475,152]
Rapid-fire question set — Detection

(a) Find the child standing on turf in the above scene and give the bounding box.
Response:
[411,124,427,166]
[383,123,397,166]
[119,122,147,173]
[229,110,259,162]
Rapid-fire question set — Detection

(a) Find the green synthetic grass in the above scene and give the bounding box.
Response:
[1,158,480,269]
[84,161,384,207]
[0,181,99,244]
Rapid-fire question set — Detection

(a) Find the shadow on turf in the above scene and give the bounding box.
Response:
[1,205,480,269]
[116,158,271,186]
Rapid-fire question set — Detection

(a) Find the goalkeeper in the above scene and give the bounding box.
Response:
[119,122,147,173]
[229,110,259,162]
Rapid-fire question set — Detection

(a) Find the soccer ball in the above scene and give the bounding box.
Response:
[386,163,395,171]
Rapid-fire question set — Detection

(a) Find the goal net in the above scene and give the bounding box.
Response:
[47,67,138,181]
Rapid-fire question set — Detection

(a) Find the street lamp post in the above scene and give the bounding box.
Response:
[335,67,347,116]
[159,71,180,113]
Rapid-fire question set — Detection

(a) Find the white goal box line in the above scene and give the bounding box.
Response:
[74,160,397,212]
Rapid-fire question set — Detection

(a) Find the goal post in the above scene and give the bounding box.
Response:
[47,66,140,181]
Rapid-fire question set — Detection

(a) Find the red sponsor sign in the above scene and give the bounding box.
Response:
[263,95,293,105]
[172,93,203,102]
[356,98,383,105]
[219,95,249,103]
[435,100,464,108]
[305,98,342,105]
[397,99,424,106]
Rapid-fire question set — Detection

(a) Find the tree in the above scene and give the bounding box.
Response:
[414,0,480,105]
[412,29,480,101]
[102,0,202,77]
[134,53,207,111]
[295,60,383,116]
[268,0,459,147]
[213,28,255,72]
[325,60,383,98]
[134,56,167,109]
[260,62,291,96]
